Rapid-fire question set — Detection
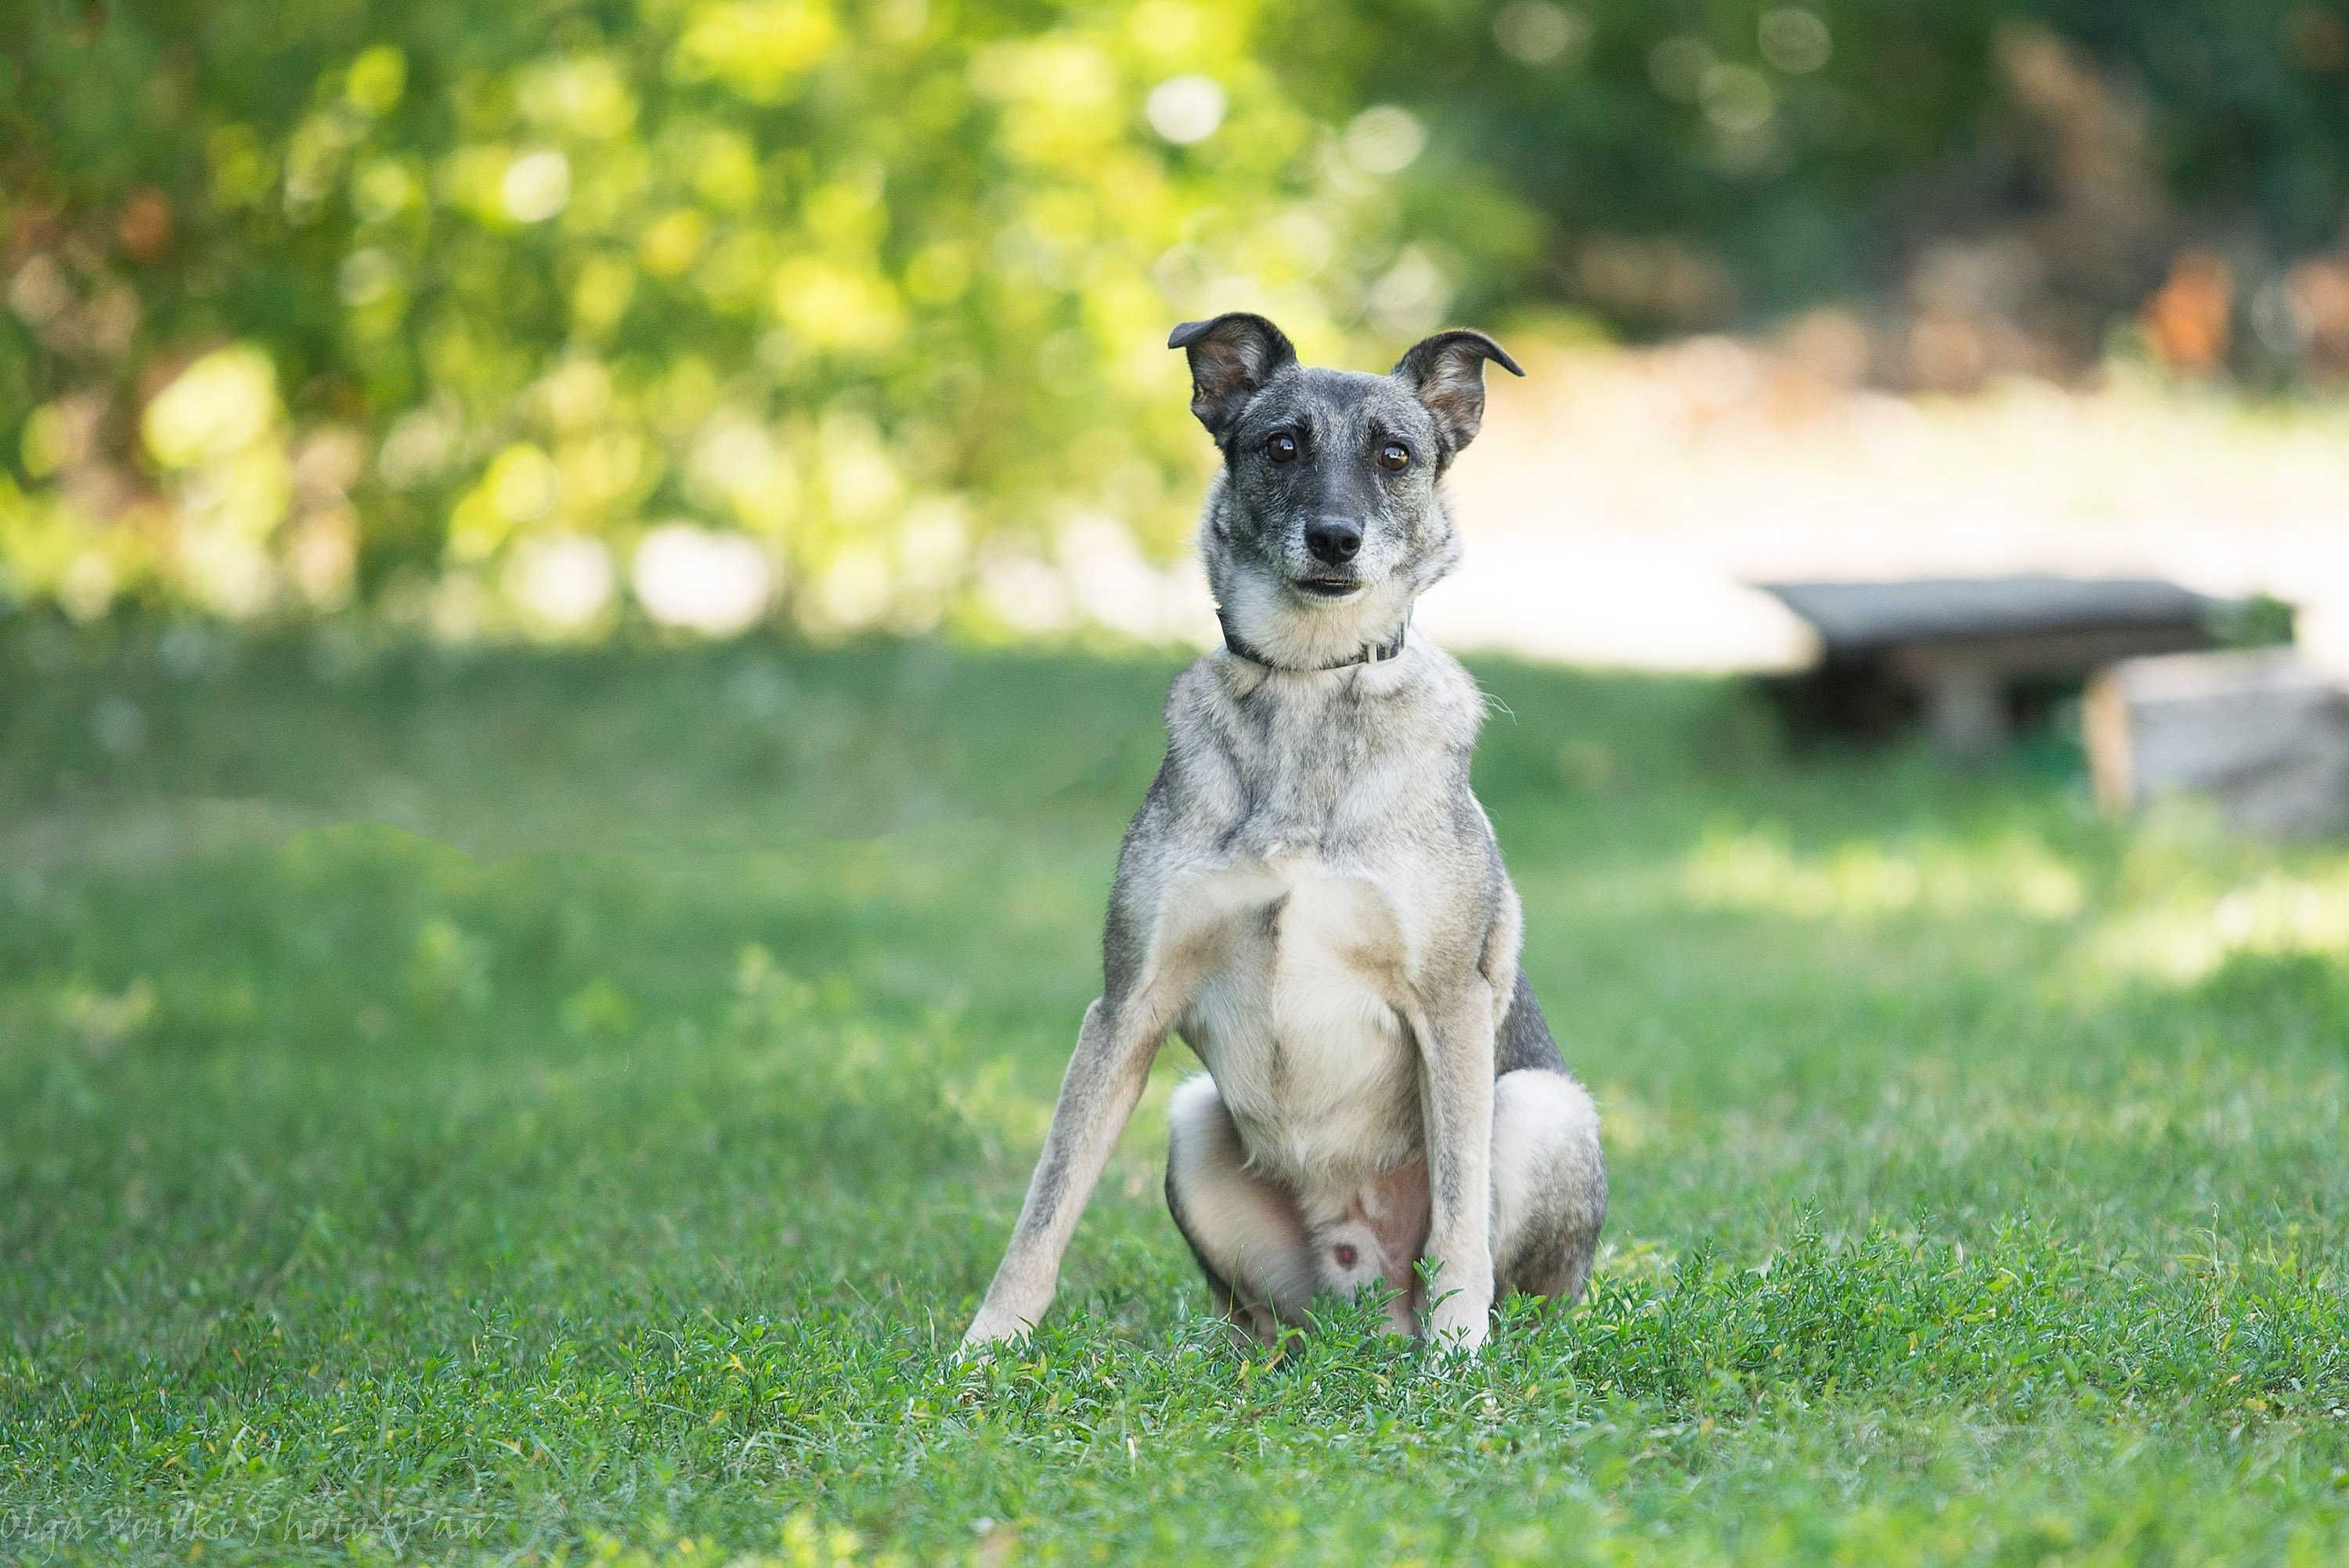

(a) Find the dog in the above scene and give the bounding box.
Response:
[962,314,1606,1355]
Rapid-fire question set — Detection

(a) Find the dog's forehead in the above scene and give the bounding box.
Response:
[1268,365,1422,427]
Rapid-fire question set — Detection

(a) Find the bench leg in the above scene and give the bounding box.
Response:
[1921,663,2007,756]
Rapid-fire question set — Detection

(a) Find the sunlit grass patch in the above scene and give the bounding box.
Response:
[2085,863,2349,986]
[1680,822,2086,923]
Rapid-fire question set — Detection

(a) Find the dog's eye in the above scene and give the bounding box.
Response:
[1265,431,1300,463]
[1377,442,1411,471]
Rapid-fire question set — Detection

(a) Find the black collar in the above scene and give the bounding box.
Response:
[1218,606,1411,672]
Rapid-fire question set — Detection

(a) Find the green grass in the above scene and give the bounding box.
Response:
[4,626,2346,1566]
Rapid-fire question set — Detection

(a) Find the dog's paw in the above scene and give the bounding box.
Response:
[1423,1289,1492,1359]
[1426,1321,1489,1362]
[957,1310,1034,1364]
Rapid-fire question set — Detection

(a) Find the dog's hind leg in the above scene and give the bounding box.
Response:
[1489,1068,1607,1307]
[1164,1074,1317,1342]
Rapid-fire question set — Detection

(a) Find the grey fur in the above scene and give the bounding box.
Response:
[962,317,1605,1357]
[1497,970,1568,1076]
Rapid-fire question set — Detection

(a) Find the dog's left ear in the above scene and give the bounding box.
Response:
[1391,330,1525,460]
[1168,312,1297,441]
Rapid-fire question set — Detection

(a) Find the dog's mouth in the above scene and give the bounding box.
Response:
[1293,577,1364,600]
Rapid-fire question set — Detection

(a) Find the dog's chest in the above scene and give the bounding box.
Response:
[1174,853,1422,1195]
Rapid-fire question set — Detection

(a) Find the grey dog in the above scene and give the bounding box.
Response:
[963,314,1606,1355]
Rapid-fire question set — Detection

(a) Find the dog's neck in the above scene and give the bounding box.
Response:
[1217,603,1410,672]
[1208,567,1426,676]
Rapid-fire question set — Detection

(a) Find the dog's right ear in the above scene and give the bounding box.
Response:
[1391,329,1524,462]
[1167,313,1297,440]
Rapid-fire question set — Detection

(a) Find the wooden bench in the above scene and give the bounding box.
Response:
[1754,575,2226,755]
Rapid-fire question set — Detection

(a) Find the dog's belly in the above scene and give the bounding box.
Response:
[1174,860,1423,1198]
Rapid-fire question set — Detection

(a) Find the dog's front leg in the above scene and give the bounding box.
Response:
[962,993,1170,1353]
[1412,979,1499,1354]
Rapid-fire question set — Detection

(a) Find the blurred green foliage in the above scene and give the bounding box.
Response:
[1301,0,2349,323]
[2,0,2346,631]
[5,0,1473,633]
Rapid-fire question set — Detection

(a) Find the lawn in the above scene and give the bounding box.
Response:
[3,627,2346,1566]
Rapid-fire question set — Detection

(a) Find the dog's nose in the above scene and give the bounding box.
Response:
[1304,520,1362,565]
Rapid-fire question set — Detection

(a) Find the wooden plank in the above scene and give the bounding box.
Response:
[1757,576,2218,654]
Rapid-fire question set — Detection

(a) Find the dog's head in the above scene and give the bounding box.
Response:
[1171,312,1521,663]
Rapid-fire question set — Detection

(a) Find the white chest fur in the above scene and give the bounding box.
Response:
[1171,852,1424,1199]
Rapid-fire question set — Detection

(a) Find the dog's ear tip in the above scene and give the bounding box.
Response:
[1466,332,1526,377]
[1167,319,1209,350]
[1398,329,1525,379]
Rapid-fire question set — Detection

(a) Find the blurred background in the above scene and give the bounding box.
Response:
[8,0,2349,669]
[12,13,2349,1555]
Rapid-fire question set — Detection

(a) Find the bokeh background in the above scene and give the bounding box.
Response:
[13,9,2349,1562]
[9,0,2349,662]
